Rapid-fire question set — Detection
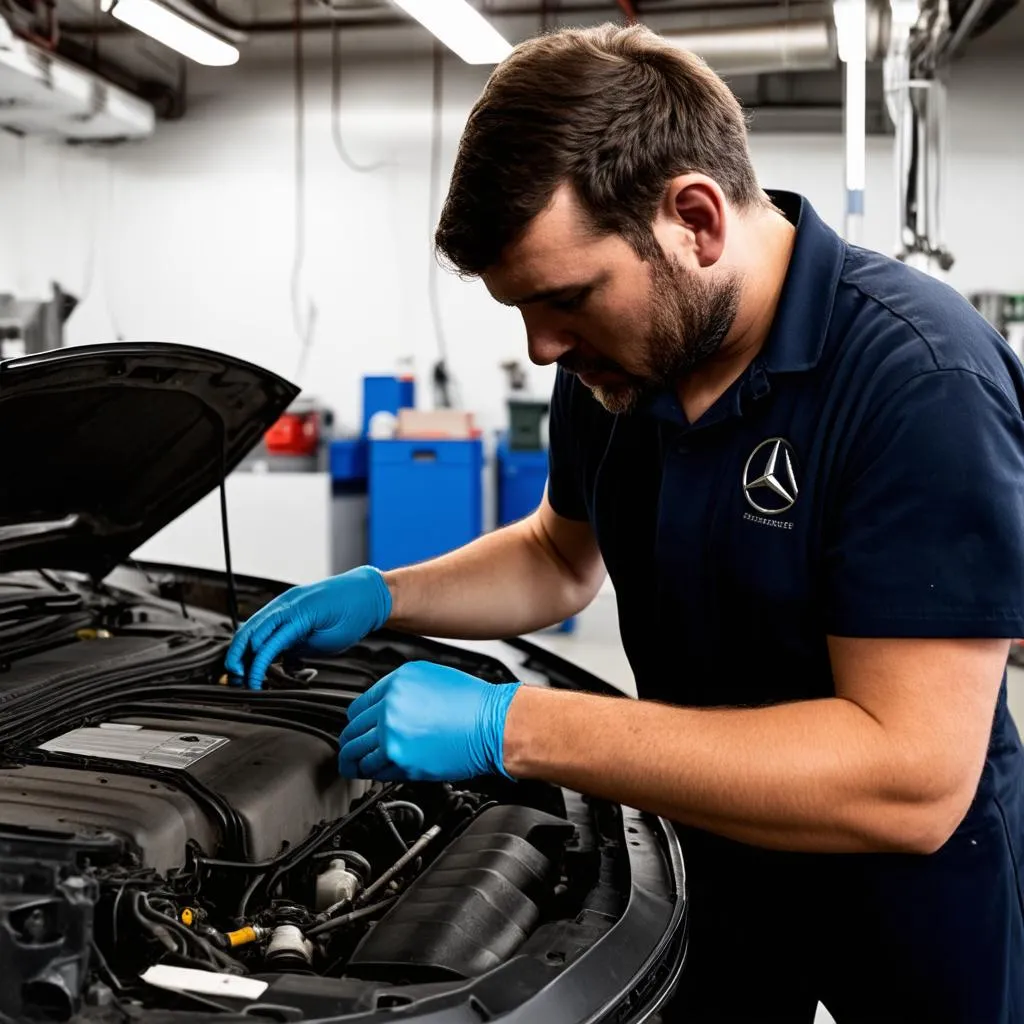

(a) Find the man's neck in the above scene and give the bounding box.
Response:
[676,207,796,425]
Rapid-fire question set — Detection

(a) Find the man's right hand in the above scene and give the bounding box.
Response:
[224,566,393,690]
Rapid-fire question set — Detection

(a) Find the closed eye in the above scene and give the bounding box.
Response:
[548,289,590,313]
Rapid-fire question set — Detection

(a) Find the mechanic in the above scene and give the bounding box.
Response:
[227,24,1024,1023]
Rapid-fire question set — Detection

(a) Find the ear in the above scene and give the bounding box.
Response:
[655,175,727,268]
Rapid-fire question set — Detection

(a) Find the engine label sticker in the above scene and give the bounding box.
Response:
[39,724,229,769]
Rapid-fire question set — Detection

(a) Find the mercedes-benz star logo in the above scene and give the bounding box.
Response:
[743,438,799,515]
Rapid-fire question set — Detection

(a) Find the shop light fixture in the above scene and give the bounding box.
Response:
[101,0,239,67]
[391,0,513,65]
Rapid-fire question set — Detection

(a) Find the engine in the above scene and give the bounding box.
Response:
[0,575,627,1022]
[0,711,356,874]
[0,777,603,1021]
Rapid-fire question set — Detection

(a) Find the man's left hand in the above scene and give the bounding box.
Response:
[337,661,522,782]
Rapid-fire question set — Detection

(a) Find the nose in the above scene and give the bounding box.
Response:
[524,320,575,367]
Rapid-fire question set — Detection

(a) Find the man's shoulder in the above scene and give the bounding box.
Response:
[826,246,1023,410]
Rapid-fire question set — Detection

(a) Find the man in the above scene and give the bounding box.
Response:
[226,24,1024,1023]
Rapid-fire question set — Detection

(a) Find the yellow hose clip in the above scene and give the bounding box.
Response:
[226,926,260,948]
[76,628,112,640]
[180,908,194,927]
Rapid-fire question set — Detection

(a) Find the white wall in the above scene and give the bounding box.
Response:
[1,32,1021,436]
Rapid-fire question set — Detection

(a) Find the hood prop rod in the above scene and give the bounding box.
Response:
[219,424,239,631]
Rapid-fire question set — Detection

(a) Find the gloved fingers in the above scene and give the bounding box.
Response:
[225,606,282,681]
[338,725,379,765]
[247,618,307,690]
[339,704,379,747]
[224,617,261,678]
[358,744,394,779]
[338,749,403,781]
[224,636,245,679]
[247,608,293,658]
[345,673,393,723]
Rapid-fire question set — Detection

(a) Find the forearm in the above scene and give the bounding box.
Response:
[503,686,970,854]
[383,512,603,640]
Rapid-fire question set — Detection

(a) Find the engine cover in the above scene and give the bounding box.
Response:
[0,715,355,872]
[348,804,575,982]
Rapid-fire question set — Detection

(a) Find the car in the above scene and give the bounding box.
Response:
[0,343,687,1023]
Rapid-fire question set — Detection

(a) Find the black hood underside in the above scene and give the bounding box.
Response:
[0,344,298,578]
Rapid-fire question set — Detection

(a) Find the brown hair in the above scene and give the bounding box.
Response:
[435,22,765,276]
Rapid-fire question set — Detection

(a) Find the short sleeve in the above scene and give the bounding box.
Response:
[546,368,591,522]
[824,368,1024,637]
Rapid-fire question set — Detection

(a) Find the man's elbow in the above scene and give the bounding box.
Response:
[524,510,605,611]
[869,779,978,855]
[889,800,968,855]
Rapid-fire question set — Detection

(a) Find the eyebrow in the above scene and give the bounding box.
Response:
[497,275,605,307]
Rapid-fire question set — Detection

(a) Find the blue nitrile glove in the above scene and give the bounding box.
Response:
[224,566,392,690]
[337,661,522,782]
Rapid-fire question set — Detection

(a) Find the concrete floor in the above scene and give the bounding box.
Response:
[528,593,1024,1024]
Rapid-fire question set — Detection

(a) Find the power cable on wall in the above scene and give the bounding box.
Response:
[330,12,385,174]
[56,143,99,310]
[427,41,457,409]
[291,0,318,384]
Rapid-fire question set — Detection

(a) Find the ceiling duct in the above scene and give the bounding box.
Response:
[660,8,889,77]
[662,19,837,75]
[0,14,155,141]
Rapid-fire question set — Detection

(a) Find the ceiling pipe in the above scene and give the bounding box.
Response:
[59,3,850,37]
[59,0,893,73]
[940,0,994,59]
[834,0,867,243]
[661,18,837,75]
[660,6,889,76]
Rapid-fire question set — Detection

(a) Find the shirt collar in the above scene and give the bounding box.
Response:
[761,190,846,374]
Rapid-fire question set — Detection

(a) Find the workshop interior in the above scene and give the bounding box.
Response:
[0,0,1022,1021]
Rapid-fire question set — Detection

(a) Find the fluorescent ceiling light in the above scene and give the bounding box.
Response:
[101,0,239,66]
[391,0,512,65]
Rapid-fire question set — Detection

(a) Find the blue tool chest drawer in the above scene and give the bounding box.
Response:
[494,435,575,634]
[496,436,549,525]
[369,438,483,571]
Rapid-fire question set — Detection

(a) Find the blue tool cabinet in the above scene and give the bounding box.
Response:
[329,438,368,486]
[362,376,415,436]
[496,437,548,524]
[495,435,575,633]
[369,438,483,571]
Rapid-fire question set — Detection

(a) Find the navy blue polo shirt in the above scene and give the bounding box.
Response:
[548,192,1024,1021]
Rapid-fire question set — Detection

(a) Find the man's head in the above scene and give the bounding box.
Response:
[435,23,766,413]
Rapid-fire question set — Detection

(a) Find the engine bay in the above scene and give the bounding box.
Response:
[0,568,681,1023]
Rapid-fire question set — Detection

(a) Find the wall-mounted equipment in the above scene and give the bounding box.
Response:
[0,285,78,360]
[971,292,1024,363]
[883,0,1018,277]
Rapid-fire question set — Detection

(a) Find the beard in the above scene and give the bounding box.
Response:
[564,255,741,415]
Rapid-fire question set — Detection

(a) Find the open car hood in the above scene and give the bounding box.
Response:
[0,343,299,577]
